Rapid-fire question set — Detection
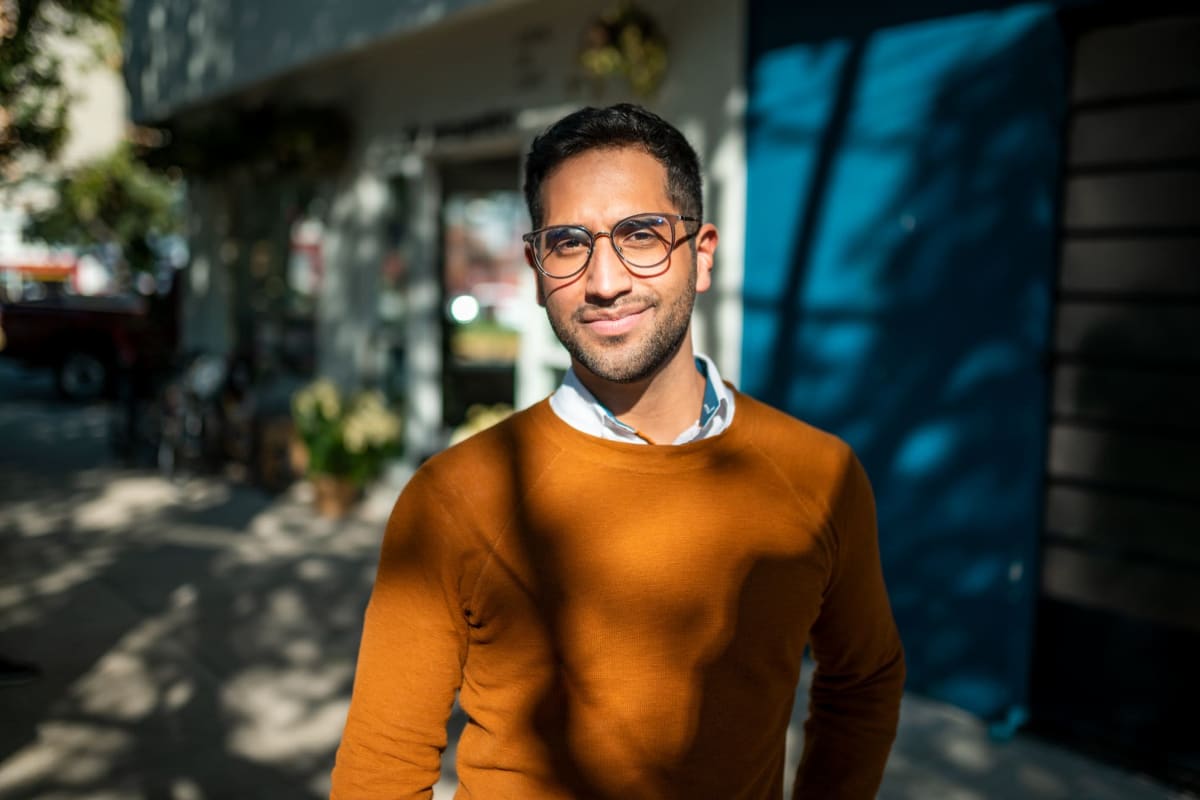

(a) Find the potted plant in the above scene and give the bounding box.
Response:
[291,379,401,517]
[449,403,514,446]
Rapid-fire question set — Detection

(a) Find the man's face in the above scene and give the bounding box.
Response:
[528,146,716,385]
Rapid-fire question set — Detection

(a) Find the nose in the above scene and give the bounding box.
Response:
[584,233,632,301]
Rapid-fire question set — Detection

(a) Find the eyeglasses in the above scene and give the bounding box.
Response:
[523,212,699,279]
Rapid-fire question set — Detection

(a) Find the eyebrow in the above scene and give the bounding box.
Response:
[620,215,662,230]
[543,226,584,244]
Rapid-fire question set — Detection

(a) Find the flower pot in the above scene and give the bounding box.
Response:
[288,437,309,478]
[312,474,361,519]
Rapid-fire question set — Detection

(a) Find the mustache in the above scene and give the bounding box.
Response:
[572,297,655,322]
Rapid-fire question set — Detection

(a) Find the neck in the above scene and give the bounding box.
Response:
[573,338,706,445]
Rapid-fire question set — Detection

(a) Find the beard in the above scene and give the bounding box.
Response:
[548,268,697,384]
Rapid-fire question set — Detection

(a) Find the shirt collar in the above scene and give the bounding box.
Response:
[698,359,722,428]
[549,353,735,445]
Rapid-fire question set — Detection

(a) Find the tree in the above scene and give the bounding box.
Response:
[0,0,122,179]
[25,143,181,274]
[3,1,179,278]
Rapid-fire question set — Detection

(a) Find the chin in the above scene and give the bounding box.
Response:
[577,338,683,385]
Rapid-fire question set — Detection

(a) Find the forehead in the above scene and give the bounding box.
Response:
[540,146,671,225]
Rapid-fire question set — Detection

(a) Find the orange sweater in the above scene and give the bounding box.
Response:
[332,393,904,799]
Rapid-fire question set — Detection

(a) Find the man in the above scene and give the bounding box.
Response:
[332,104,904,799]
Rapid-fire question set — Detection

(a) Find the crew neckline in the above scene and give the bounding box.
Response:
[527,390,753,475]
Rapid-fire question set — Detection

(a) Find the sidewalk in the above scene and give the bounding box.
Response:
[0,373,1192,799]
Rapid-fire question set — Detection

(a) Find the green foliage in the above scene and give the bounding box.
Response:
[1,0,123,174]
[25,144,181,273]
[292,380,402,487]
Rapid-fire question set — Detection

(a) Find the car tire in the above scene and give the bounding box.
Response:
[56,351,110,401]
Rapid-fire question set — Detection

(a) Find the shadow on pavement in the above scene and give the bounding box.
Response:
[1,362,1187,799]
[0,362,391,798]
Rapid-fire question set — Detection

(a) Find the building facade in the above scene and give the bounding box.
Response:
[124,0,746,461]
[745,0,1198,789]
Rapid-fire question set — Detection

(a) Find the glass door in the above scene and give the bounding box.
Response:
[438,157,527,429]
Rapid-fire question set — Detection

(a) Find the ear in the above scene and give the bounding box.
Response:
[693,223,718,294]
[525,245,547,306]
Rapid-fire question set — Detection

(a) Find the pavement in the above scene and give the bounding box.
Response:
[0,361,1194,800]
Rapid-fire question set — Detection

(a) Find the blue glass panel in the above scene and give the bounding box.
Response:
[744,2,1064,720]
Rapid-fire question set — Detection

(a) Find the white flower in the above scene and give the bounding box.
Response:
[342,392,401,451]
[343,418,367,453]
[292,390,316,420]
[312,380,341,419]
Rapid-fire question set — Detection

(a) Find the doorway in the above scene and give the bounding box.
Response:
[438,157,528,429]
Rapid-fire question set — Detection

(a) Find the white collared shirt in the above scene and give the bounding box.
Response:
[548,353,736,445]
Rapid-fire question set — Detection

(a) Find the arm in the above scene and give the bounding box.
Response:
[794,451,905,799]
[331,472,470,799]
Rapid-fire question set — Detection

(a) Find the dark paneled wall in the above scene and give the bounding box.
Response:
[1034,11,1200,790]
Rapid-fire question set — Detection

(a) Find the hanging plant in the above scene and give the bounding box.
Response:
[139,104,352,179]
[578,2,668,97]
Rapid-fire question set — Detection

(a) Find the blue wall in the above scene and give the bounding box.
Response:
[744,2,1066,722]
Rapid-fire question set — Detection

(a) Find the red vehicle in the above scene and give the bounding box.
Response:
[0,286,178,400]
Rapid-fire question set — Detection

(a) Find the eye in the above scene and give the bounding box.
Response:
[616,216,670,249]
[624,230,658,245]
[551,236,587,254]
[543,228,589,256]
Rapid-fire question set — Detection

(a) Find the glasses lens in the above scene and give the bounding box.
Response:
[612,215,674,270]
[535,226,592,277]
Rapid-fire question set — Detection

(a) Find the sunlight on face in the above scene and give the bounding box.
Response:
[536,147,709,385]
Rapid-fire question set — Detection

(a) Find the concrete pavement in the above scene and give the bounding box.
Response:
[0,362,1193,799]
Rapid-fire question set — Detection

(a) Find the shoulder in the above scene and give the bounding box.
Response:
[731,390,864,507]
[404,401,561,508]
[381,405,553,554]
[425,404,538,468]
[734,391,853,463]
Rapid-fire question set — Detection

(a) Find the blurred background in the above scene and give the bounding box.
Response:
[0,0,1197,797]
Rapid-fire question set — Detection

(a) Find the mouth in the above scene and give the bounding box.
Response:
[579,305,650,337]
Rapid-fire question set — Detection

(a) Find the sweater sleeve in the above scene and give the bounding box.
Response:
[331,471,471,799]
[793,450,905,799]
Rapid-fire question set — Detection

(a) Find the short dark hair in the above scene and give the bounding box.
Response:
[523,103,703,231]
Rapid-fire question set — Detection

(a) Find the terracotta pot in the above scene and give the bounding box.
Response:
[312,474,361,518]
[288,437,310,477]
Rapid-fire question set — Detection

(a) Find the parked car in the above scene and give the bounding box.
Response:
[0,286,177,401]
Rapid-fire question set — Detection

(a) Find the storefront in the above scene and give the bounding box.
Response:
[125,0,746,460]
